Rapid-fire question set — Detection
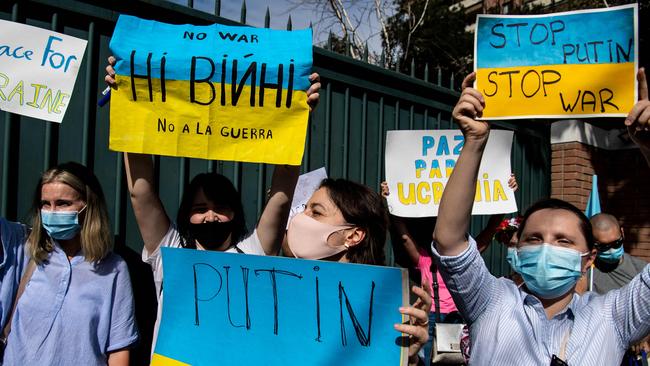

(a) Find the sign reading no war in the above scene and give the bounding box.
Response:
[108,15,313,165]
[0,20,87,122]
[385,130,517,217]
[475,4,638,119]
[152,248,409,366]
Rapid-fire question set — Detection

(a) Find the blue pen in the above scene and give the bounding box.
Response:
[98,86,111,107]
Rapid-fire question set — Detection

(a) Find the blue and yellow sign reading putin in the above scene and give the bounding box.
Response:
[151,248,409,366]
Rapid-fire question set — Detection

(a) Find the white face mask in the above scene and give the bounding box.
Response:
[286,212,353,260]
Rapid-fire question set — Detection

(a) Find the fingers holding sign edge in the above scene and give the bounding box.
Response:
[462,72,477,90]
[639,67,648,101]
[105,56,117,89]
[626,68,649,127]
[307,73,321,112]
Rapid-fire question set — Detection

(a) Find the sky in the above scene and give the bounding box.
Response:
[169,0,388,53]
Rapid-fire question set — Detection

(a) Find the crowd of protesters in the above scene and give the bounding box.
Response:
[0,17,649,366]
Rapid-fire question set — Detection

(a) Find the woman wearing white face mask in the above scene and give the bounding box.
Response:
[2,162,138,366]
[284,178,431,366]
[433,72,650,365]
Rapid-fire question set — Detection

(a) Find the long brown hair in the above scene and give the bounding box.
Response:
[28,162,113,263]
[320,178,388,266]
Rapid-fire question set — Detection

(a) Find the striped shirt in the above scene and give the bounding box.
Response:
[432,237,650,365]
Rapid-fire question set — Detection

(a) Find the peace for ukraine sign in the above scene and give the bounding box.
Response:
[0,20,87,122]
[108,15,312,165]
[475,4,638,119]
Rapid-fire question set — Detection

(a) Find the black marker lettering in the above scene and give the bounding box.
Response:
[254,268,302,335]
[490,23,506,48]
[598,88,619,112]
[259,63,283,108]
[286,59,294,108]
[530,23,548,45]
[129,50,153,102]
[339,281,375,347]
[616,38,633,63]
[521,70,540,98]
[499,70,520,98]
[549,20,565,45]
[506,22,528,47]
[231,60,257,107]
[560,90,581,112]
[193,263,223,326]
[541,70,561,97]
[190,56,215,105]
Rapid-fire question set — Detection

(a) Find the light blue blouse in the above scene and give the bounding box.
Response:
[3,243,139,365]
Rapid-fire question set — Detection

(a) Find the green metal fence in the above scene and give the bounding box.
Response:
[0,0,550,277]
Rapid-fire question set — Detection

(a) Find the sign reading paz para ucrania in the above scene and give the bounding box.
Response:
[385,130,517,217]
[152,248,409,366]
[0,19,87,123]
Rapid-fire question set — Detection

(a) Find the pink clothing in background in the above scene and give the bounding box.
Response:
[417,248,458,314]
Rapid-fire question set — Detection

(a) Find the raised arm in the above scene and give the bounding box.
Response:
[124,153,171,254]
[105,56,171,253]
[255,74,321,255]
[433,73,490,256]
[611,264,650,346]
[256,165,300,255]
[626,67,650,166]
[431,74,504,324]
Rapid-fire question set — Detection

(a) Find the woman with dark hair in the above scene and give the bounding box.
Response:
[431,71,650,365]
[106,56,321,352]
[175,173,249,249]
[283,178,387,265]
[283,178,431,366]
[3,162,138,365]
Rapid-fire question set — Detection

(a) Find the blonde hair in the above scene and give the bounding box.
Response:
[28,162,113,263]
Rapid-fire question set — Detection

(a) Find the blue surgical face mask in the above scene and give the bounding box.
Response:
[41,206,86,240]
[506,247,518,269]
[597,245,624,263]
[512,243,588,299]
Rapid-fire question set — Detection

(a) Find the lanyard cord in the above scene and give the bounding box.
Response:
[429,259,441,323]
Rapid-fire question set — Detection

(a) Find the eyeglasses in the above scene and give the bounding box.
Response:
[594,236,624,252]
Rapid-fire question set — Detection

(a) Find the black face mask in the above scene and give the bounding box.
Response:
[188,221,233,249]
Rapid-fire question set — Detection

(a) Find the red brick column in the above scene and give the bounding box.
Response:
[551,141,650,261]
[551,142,597,210]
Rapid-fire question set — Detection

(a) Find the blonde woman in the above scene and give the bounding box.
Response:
[3,162,138,366]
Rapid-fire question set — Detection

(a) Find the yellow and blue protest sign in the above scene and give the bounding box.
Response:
[475,4,637,119]
[152,248,409,366]
[108,15,312,164]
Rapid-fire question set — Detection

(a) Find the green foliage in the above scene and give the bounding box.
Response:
[385,0,474,79]
[384,0,648,81]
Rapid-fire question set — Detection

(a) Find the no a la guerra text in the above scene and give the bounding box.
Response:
[157,118,273,139]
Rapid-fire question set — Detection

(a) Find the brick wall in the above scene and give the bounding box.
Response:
[551,142,650,261]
